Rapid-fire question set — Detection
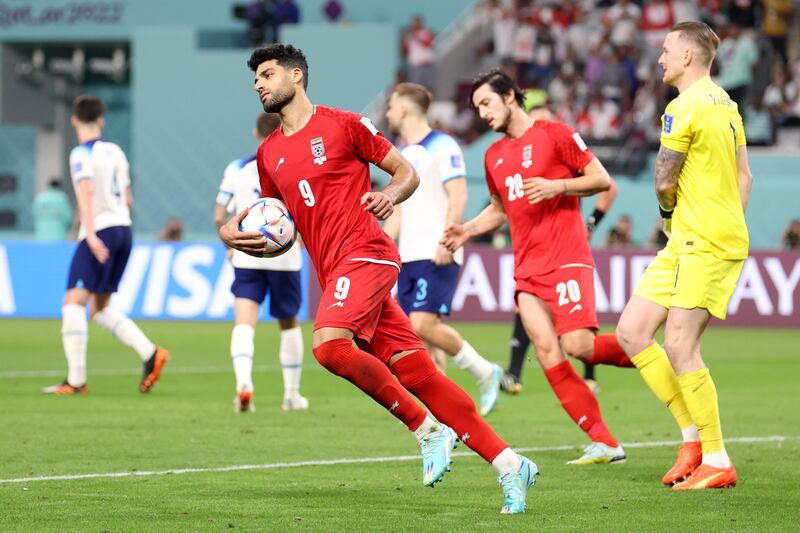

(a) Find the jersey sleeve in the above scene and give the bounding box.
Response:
[548,121,594,174]
[69,146,94,183]
[216,161,237,212]
[434,135,467,183]
[345,113,393,164]
[256,143,283,201]
[117,147,131,191]
[660,98,694,153]
[732,109,747,148]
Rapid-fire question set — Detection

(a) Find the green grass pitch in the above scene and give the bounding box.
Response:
[1,319,799,531]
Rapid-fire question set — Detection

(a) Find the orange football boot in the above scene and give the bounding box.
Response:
[672,461,737,490]
[662,441,702,486]
[236,390,255,412]
[140,347,169,393]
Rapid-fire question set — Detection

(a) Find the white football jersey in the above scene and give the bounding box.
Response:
[398,130,466,265]
[217,155,301,271]
[69,139,132,239]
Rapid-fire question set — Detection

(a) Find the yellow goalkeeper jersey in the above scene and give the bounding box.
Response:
[660,75,749,260]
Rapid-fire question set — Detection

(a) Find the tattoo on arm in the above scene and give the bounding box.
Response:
[654,145,686,211]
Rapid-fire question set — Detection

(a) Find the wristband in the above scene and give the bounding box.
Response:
[586,208,606,232]
[659,205,674,219]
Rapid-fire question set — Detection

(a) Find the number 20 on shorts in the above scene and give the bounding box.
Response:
[556,279,581,306]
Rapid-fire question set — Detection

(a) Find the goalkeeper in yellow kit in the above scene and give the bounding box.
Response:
[616,21,753,490]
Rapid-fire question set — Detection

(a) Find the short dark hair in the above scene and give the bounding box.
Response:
[247,44,309,89]
[73,95,105,123]
[469,69,524,108]
[256,112,281,138]
[670,21,720,67]
[393,82,432,113]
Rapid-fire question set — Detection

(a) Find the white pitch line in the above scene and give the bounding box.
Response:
[0,365,322,379]
[1,435,795,485]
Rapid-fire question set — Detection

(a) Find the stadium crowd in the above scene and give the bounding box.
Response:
[400,0,799,147]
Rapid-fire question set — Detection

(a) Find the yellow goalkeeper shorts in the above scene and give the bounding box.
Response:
[634,246,745,320]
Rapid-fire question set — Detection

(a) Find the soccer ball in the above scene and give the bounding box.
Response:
[239,198,297,258]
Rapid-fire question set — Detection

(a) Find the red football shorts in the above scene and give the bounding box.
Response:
[515,265,599,337]
[315,259,424,364]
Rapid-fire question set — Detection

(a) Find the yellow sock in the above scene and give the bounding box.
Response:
[678,368,725,455]
[631,343,694,431]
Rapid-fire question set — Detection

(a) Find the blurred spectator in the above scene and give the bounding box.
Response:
[782,219,800,250]
[605,0,641,47]
[322,0,343,22]
[33,179,73,241]
[649,219,670,248]
[715,23,758,112]
[272,0,300,42]
[158,218,183,242]
[402,15,436,91]
[763,69,800,125]
[564,8,601,67]
[486,0,516,63]
[606,215,636,247]
[239,0,276,46]
[577,91,622,140]
[672,0,700,23]
[513,10,537,87]
[726,0,758,28]
[641,0,675,64]
[761,0,794,70]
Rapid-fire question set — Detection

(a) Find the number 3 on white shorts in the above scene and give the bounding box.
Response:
[334,276,350,301]
[556,279,581,306]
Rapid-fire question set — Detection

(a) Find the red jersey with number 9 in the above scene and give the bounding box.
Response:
[257,105,399,286]
[484,120,595,280]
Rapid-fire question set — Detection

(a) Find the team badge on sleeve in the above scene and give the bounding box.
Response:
[663,114,674,134]
[450,154,462,168]
[311,137,327,166]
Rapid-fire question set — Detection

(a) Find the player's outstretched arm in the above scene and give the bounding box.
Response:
[361,147,419,221]
[654,144,687,211]
[218,208,269,257]
[440,195,506,253]
[736,145,753,212]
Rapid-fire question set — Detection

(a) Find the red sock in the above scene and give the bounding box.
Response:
[391,350,508,463]
[589,334,634,368]
[544,360,618,447]
[313,339,427,431]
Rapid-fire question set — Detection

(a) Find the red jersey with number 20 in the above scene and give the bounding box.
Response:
[257,105,398,286]
[485,120,595,281]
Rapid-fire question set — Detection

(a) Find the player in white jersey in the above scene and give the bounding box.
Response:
[384,83,503,416]
[214,113,307,412]
[43,95,168,395]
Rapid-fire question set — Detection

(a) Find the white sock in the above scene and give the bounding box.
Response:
[62,304,88,386]
[413,414,441,443]
[452,340,494,382]
[703,450,731,469]
[681,424,700,442]
[491,447,521,475]
[231,324,255,392]
[93,307,155,362]
[279,326,304,399]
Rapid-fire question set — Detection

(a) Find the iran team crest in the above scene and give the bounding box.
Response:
[522,144,533,168]
[311,137,327,165]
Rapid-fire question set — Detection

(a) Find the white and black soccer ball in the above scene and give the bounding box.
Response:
[239,198,297,258]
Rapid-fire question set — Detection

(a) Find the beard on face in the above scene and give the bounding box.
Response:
[262,85,295,113]
[493,107,511,133]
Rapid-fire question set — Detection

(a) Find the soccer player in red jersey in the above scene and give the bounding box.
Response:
[219,44,535,514]
[441,70,633,465]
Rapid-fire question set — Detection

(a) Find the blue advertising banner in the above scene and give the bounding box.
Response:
[0,241,310,321]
